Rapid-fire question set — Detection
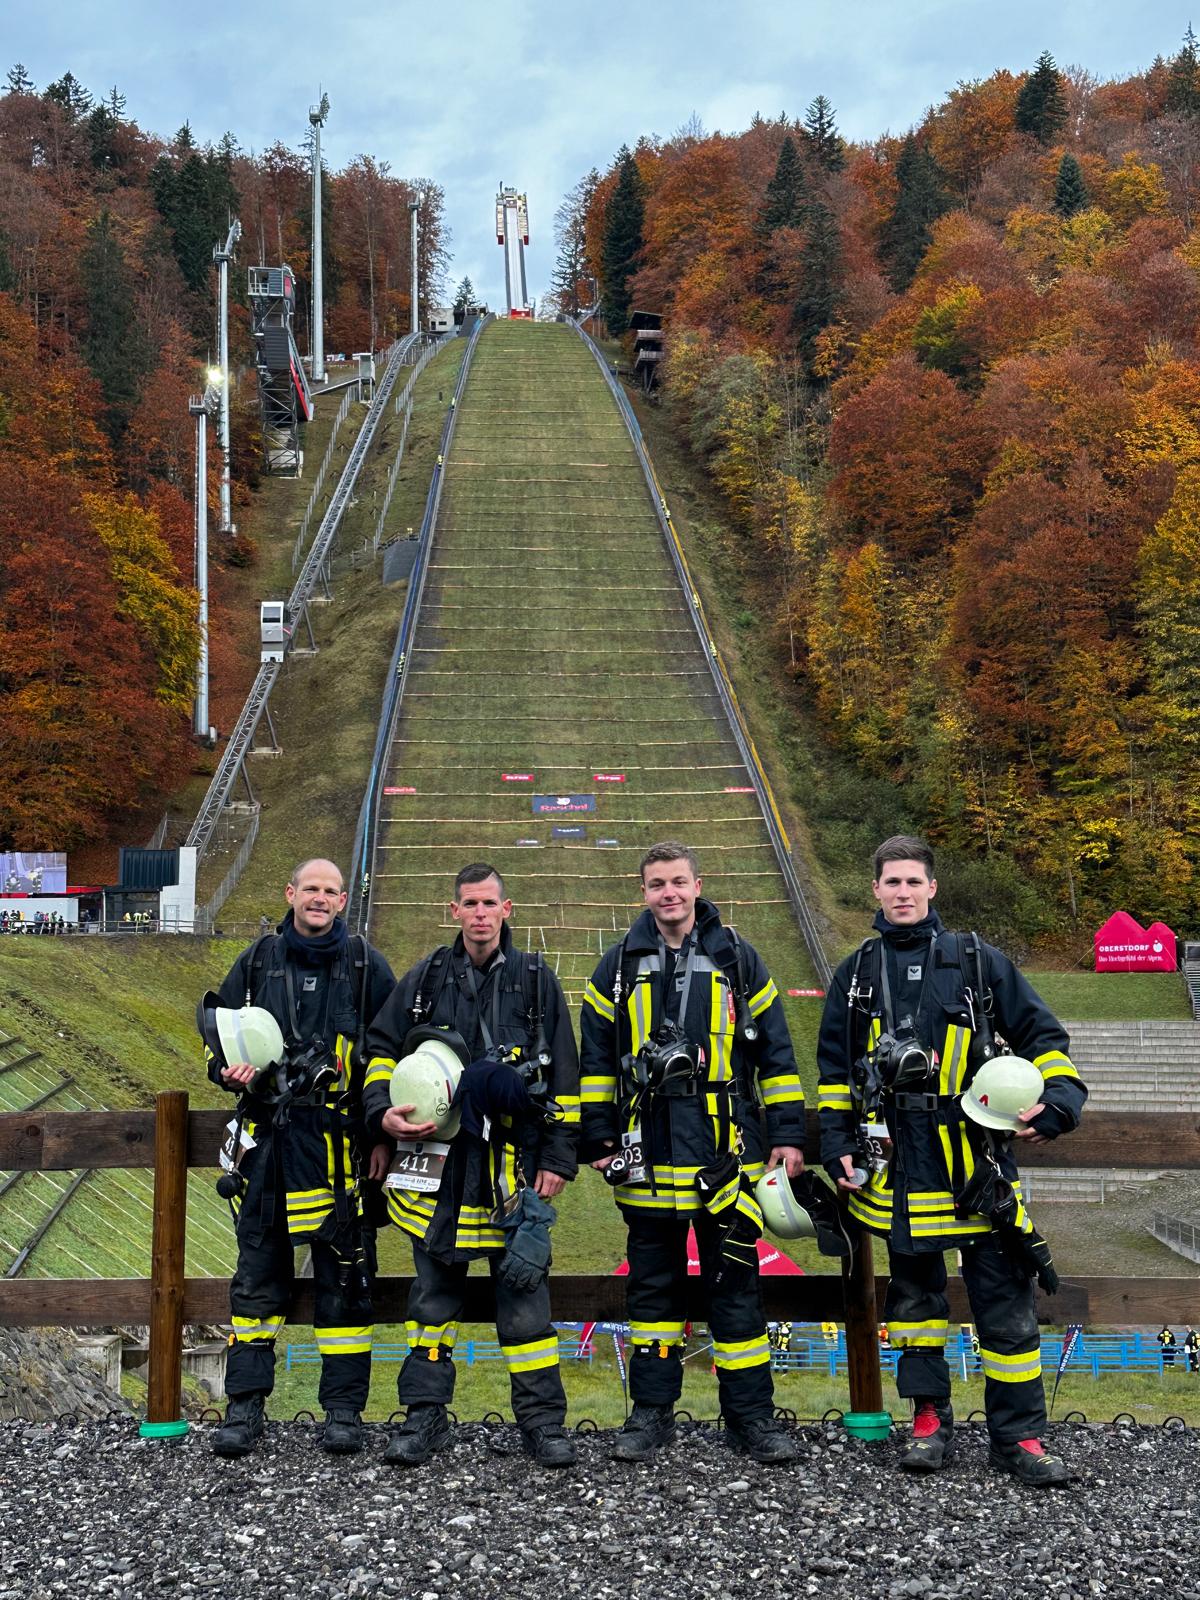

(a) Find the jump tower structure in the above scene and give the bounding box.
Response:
[496,184,532,318]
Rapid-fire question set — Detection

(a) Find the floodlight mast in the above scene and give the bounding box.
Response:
[309,92,330,384]
[213,218,241,534]
[189,375,221,739]
[409,201,420,335]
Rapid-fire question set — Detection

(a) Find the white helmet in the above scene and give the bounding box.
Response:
[960,1054,1044,1132]
[197,992,285,1075]
[756,1168,817,1240]
[389,1027,471,1137]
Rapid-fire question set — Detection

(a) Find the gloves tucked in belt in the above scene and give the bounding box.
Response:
[496,1188,556,1293]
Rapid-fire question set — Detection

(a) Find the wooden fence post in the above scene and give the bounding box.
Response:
[842,1230,886,1418]
[140,1090,190,1439]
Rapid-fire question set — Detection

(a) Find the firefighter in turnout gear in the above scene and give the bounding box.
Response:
[1159,1325,1178,1367]
[817,837,1086,1487]
[581,842,806,1464]
[363,864,581,1469]
[205,859,396,1458]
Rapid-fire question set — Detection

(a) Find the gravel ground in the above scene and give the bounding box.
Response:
[3,1416,1198,1599]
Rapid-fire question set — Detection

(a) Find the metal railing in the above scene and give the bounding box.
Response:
[291,390,353,572]
[566,318,832,989]
[184,332,427,866]
[347,316,494,931]
[1152,1212,1200,1261]
[191,809,261,935]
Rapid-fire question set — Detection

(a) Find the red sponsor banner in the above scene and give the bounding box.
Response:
[383,786,416,795]
[787,988,826,998]
[594,773,626,783]
[1093,911,1177,972]
[725,786,755,793]
[501,773,534,782]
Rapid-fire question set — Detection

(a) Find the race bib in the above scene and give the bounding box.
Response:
[385,1139,451,1193]
[218,1118,256,1174]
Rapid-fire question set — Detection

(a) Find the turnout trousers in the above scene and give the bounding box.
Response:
[226,1199,373,1412]
[884,1234,1044,1444]
[398,1241,566,1430]
[623,1209,774,1423]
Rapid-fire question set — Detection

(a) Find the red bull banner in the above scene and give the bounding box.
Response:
[1093,911,1177,972]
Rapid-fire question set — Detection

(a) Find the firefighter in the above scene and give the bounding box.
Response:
[817,835,1086,1487]
[204,858,396,1458]
[1159,1325,1178,1368]
[1185,1328,1199,1372]
[363,863,581,1468]
[581,841,805,1463]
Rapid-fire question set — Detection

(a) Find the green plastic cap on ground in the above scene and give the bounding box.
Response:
[961,1054,1044,1131]
[138,1419,189,1440]
[390,1034,466,1137]
[843,1411,892,1440]
[755,1169,817,1240]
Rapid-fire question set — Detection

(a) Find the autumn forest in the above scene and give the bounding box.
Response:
[0,68,446,853]
[553,38,1200,942]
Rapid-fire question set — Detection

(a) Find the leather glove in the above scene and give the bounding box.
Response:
[496,1189,556,1293]
[1021,1230,1059,1295]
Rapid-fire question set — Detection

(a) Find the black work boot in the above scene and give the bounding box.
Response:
[383,1405,451,1467]
[611,1404,677,1462]
[988,1437,1072,1487]
[212,1393,266,1458]
[726,1415,799,1463]
[523,1423,577,1468]
[321,1409,364,1455]
[900,1401,955,1473]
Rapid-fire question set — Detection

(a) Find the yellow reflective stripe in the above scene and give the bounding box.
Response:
[288,1187,329,1202]
[710,973,734,1085]
[759,1076,805,1106]
[819,1083,853,1111]
[741,1158,766,1184]
[584,981,615,1022]
[1034,1049,1079,1081]
[910,1216,990,1237]
[713,1334,771,1370]
[748,978,778,1019]
[580,1074,617,1104]
[502,1337,559,1372]
[365,1061,394,1088]
[630,974,652,1054]
[887,1319,948,1348]
[980,1347,1043,1382]
[616,1188,701,1211]
[405,1320,458,1349]
[906,1190,957,1214]
[735,1191,763,1229]
[231,1315,285,1343]
[315,1326,373,1356]
[630,1321,686,1344]
[703,1176,741,1213]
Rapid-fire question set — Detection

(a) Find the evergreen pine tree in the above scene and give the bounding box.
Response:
[44,71,92,122]
[601,147,644,336]
[1053,152,1090,217]
[792,198,842,367]
[1166,25,1200,116]
[758,135,809,237]
[803,95,845,172]
[453,276,476,312]
[81,211,150,444]
[5,64,33,94]
[1015,50,1068,144]
[106,85,126,118]
[0,226,15,293]
[879,135,953,292]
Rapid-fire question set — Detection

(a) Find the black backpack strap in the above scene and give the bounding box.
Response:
[962,931,995,1057]
[410,945,451,1024]
[244,933,278,1006]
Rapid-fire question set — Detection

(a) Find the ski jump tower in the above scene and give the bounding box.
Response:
[496,184,531,317]
[248,263,314,473]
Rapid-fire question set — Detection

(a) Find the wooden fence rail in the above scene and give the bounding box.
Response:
[2,1097,1200,1427]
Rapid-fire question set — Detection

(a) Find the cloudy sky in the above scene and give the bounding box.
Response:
[4,0,1189,306]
